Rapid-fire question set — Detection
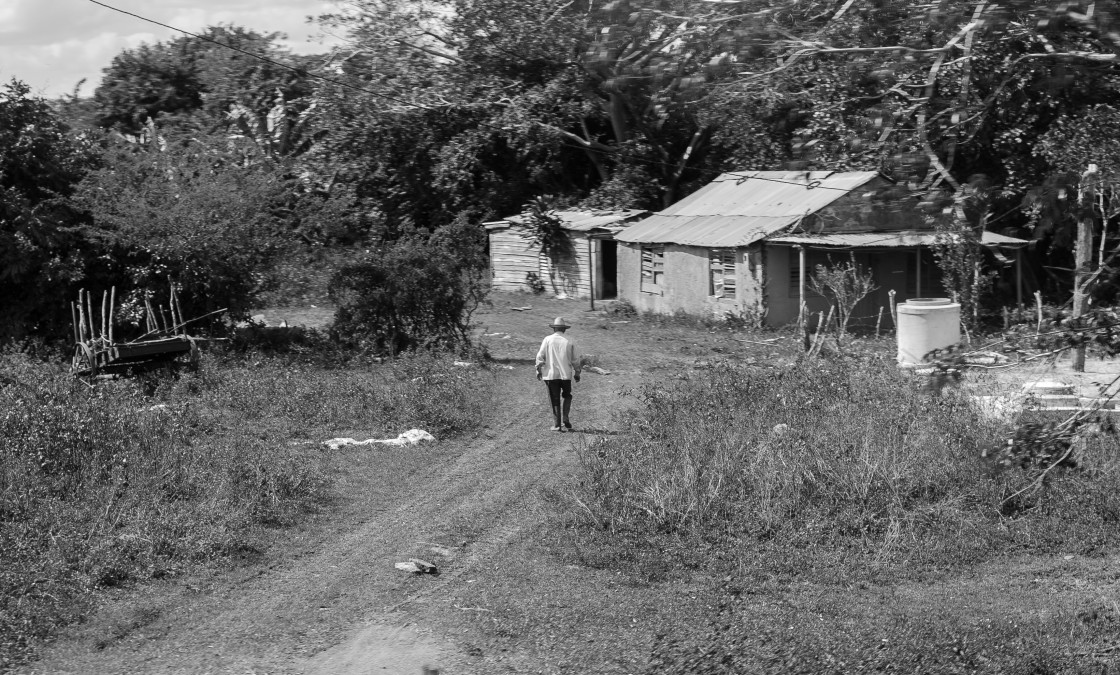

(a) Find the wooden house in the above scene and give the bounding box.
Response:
[485,210,647,300]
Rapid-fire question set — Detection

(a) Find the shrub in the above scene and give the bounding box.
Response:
[0,81,98,341]
[329,219,489,353]
[808,253,877,337]
[605,299,638,319]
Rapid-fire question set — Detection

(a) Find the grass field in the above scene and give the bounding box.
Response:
[0,345,493,671]
[557,340,1120,673]
[6,293,1120,673]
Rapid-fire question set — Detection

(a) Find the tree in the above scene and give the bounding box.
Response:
[328,216,489,353]
[309,0,778,227]
[94,26,318,136]
[1034,106,1120,298]
[0,80,97,340]
[929,177,998,330]
[72,133,297,325]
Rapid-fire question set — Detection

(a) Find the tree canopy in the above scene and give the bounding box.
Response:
[8,1,1120,341]
[0,80,98,339]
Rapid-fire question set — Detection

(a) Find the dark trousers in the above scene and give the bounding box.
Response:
[544,379,573,426]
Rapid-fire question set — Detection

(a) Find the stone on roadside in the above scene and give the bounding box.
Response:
[395,558,438,575]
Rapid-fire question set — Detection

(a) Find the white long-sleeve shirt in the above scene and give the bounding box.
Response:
[536,332,580,380]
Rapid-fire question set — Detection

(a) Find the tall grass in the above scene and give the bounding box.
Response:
[570,357,1120,567]
[0,348,491,670]
[568,356,1120,672]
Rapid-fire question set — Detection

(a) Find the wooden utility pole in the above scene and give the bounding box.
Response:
[1072,215,1093,372]
[1073,164,1098,372]
[797,245,808,350]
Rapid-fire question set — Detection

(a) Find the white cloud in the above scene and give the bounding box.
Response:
[0,0,345,97]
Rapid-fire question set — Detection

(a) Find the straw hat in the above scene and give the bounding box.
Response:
[549,317,571,329]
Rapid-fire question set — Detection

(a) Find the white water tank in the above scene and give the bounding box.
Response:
[896,298,961,366]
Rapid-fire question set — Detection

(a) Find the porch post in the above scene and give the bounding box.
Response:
[588,237,596,311]
[915,248,922,298]
[797,245,807,330]
[1016,247,1023,316]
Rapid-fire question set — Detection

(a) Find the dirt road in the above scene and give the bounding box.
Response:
[21,296,724,674]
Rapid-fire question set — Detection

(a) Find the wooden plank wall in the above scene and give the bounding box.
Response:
[489,228,542,293]
[540,232,591,298]
[489,226,593,298]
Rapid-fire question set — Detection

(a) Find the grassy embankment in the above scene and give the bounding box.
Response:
[564,354,1120,673]
[0,346,491,671]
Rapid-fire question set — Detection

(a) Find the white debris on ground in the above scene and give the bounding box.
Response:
[587,366,611,375]
[323,429,436,450]
[453,361,474,368]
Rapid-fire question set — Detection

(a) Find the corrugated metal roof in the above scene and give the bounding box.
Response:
[766,230,1030,248]
[484,209,647,232]
[615,171,880,246]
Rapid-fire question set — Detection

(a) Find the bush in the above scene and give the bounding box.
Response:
[0,81,98,341]
[329,219,489,353]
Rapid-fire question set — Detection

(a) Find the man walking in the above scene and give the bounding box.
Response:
[535,317,581,432]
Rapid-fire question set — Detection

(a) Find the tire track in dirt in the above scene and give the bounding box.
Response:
[301,362,625,674]
[22,362,617,675]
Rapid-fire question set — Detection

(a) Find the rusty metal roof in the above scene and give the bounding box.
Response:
[484,209,648,233]
[767,230,1030,248]
[615,171,880,247]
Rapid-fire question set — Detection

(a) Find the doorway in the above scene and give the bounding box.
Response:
[597,239,618,299]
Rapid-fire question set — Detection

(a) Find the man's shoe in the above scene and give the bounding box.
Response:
[563,421,573,430]
[550,425,562,432]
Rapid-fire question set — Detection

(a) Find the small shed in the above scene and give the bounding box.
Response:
[485,210,647,299]
[614,171,1029,325]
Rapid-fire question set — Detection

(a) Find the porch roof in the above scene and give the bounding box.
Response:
[765,230,1029,248]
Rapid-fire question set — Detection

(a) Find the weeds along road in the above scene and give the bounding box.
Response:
[22,295,710,674]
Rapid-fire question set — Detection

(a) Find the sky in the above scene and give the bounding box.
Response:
[0,0,346,98]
